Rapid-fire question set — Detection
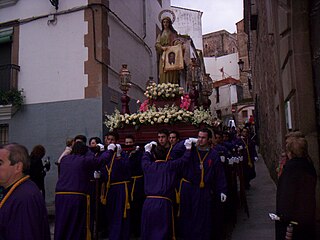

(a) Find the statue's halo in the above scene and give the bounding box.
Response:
[158,9,176,24]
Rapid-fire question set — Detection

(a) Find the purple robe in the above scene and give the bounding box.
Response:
[235,136,257,187]
[0,179,50,240]
[141,150,191,240]
[100,150,131,240]
[127,149,144,238]
[178,147,227,240]
[54,153,101,240]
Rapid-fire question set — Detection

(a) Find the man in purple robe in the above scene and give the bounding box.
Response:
[0,143,50,240]
[235,127,258,189]
[178,128,227,240]
[141,138,192,240]
[123,135,144,238]
[100,143,131,240]
[54,141,102,240]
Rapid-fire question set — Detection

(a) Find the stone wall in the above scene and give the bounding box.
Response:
[246,0,320,219]
[203,30,237,57]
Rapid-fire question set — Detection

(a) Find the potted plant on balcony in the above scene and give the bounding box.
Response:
[0,89,24,120]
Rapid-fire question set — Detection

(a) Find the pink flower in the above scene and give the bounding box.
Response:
[139,99,149,112]
[180,94,191,110]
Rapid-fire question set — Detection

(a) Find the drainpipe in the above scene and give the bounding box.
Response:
[142,0,146,39]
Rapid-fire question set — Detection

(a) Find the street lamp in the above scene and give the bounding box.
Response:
[119,64,131,114]
[146,76,155,87]
[237,58,251,73]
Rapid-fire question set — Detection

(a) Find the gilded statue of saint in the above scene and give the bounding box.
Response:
[156,12,183,85]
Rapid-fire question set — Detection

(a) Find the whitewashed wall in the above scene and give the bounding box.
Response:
[211,84,238,111]
[204,53,239,81]
[0,0,88,104]
[172,6,203,51]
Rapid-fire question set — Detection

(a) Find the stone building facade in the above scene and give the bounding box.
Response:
[203,30,237,57]
[244,0,320,222]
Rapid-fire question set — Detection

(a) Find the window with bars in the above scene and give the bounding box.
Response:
[0,124,9,145]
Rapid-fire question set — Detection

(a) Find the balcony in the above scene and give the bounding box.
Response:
[0,64,22,120]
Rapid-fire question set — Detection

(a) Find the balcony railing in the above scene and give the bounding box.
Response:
[0,64,20,91]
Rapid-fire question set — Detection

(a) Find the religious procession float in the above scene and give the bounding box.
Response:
[104,71,219,144]
[104,9,221,143]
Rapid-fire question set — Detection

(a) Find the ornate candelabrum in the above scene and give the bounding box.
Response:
[188,58,199,111]
[146,76,155,87]
[119,64,131,114]
[202,73,213,110]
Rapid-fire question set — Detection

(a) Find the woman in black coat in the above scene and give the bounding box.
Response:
[29,145,48,199]
[276,137,317,240]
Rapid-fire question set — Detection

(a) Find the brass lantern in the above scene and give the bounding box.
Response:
[119,64,131,93]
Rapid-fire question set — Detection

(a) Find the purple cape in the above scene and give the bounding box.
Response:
[178,148,227,240]
[0,179,50,240]
[54,153,101,240]
[141,150,191,240]
[100,150,131,240]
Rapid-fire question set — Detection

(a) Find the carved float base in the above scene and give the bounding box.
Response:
[117,122,206,144]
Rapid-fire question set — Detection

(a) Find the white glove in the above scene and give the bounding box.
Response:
[116,144,122,157]
[97,143,105,152]
[220,156,225,163]
[254,157,258,162]
[228,158,233,165]
[234,157,239,164]
[94,171,101,179]
[188,137,198,144]
[238,145,243,151]
[184,139,192,150]
[269,213,280,221]
[135,146,140,151]
[107,143,116,151]
[144,141,157,153]
[221,193,227,202]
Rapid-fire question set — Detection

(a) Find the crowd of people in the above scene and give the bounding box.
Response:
[0,124,260,240]
[0,125,317,240]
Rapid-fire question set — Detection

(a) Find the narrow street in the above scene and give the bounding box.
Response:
[48,151,277,240]
[231,152,276,239]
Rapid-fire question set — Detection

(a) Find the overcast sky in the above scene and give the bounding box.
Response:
[171,0,243,34]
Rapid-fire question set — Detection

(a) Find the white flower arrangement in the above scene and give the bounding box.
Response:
[191,107,214,125]
[144,82,184,100]
[105,106,215,131]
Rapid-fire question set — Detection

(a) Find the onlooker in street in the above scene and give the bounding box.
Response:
[276,137,317,240]
[276,130,305,178]
[0,143,50,240]
[29,144,50,199]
